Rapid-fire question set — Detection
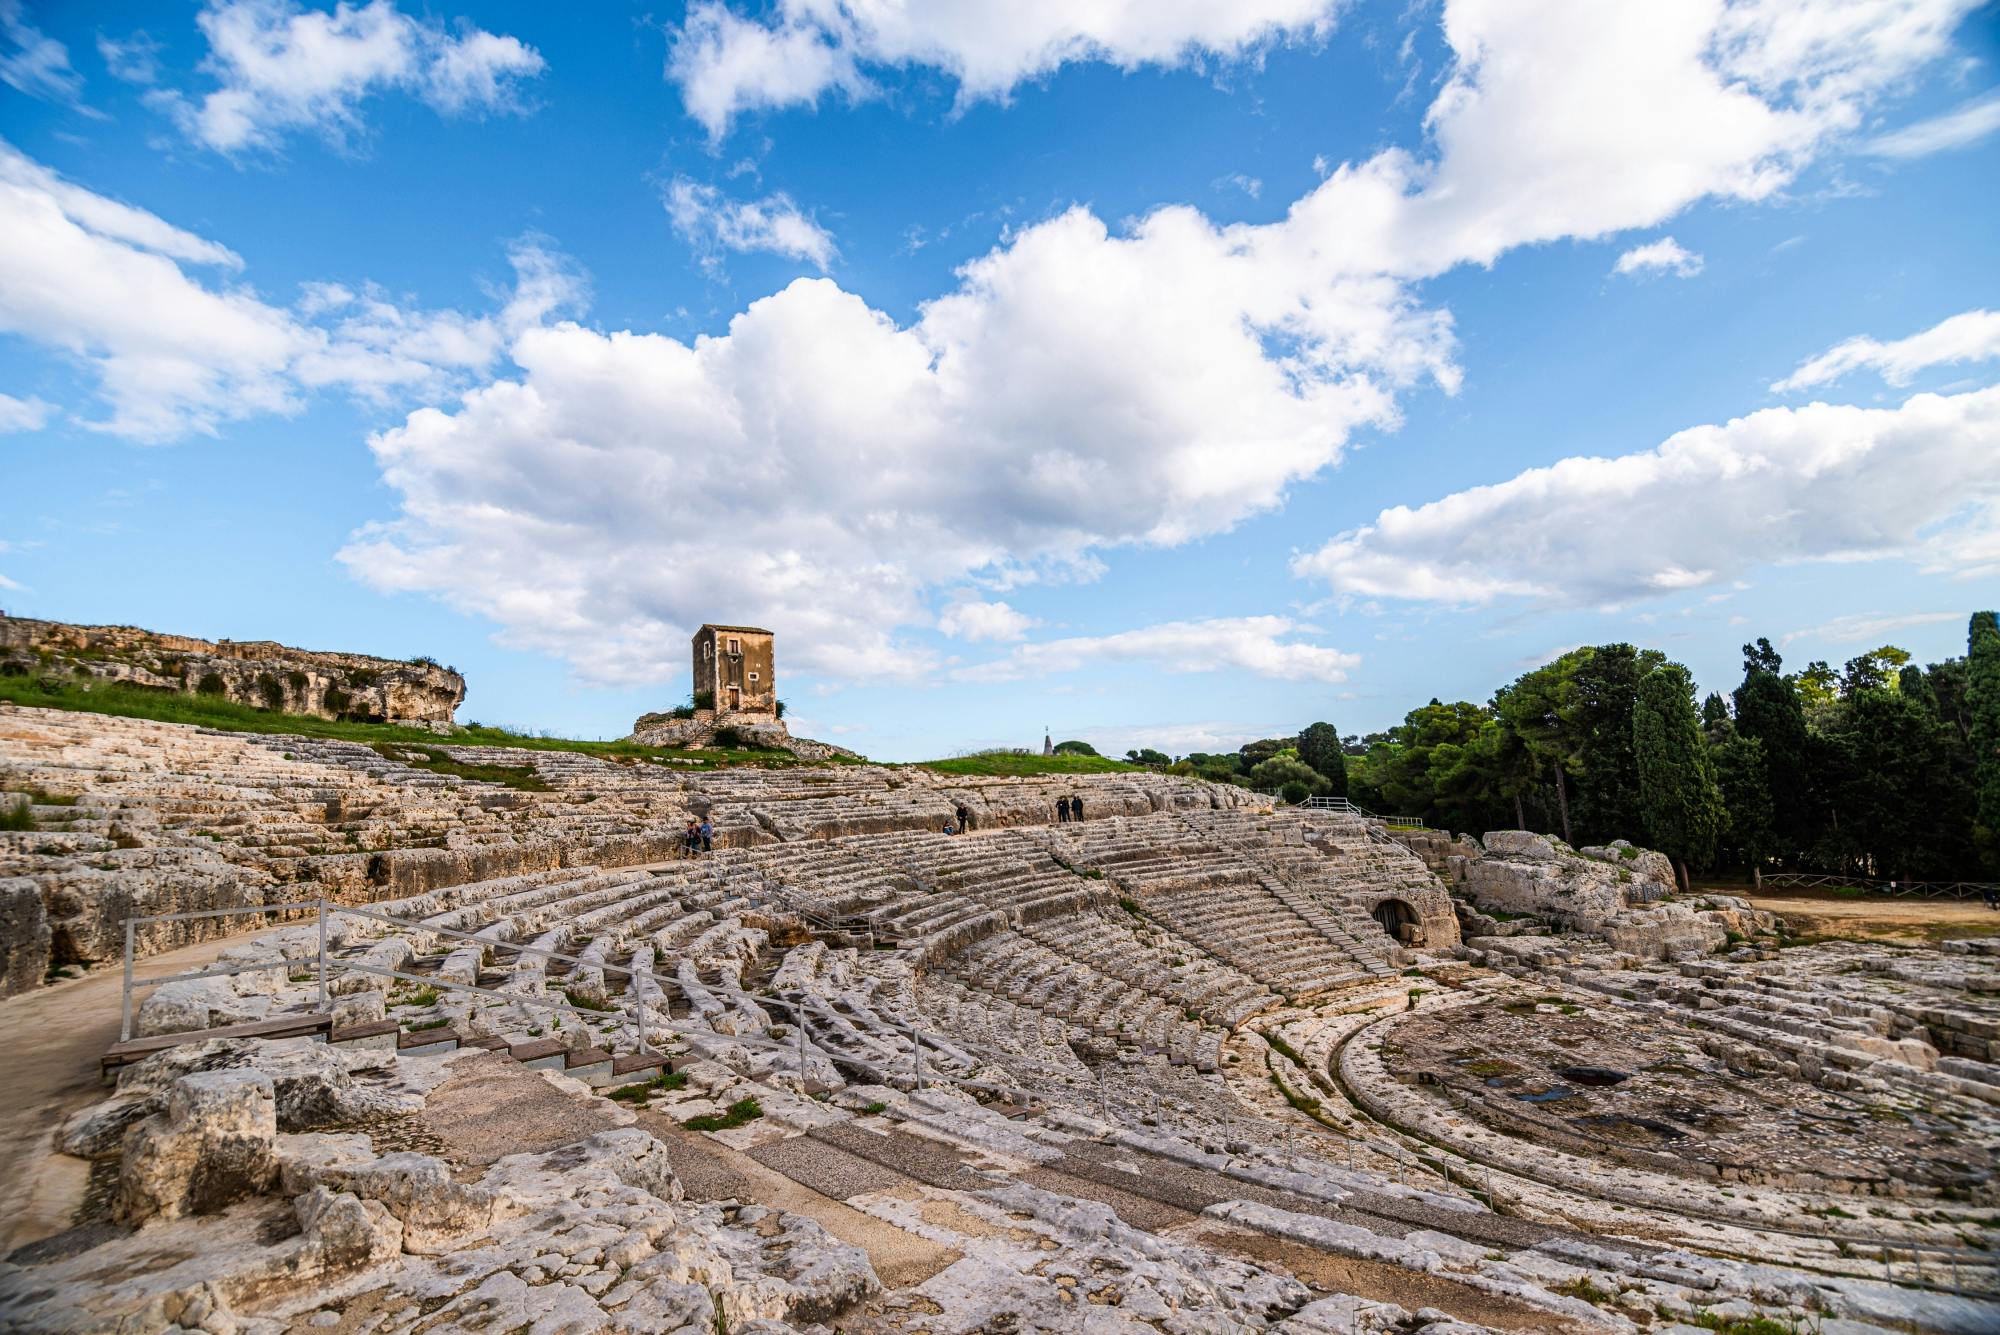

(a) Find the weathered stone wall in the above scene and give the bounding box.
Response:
[0,615,465,727]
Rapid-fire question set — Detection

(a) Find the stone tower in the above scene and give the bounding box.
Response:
[693,624,776,718]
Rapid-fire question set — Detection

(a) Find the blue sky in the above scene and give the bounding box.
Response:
[3,1,1999,761]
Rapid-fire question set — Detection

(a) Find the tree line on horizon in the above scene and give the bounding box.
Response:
[1132,612,2000,889]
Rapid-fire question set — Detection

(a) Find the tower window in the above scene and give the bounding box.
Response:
[727,638,740,655]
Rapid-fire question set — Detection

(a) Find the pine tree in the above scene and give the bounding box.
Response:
[1968,611,2000,873]
[1635,664,1727,892]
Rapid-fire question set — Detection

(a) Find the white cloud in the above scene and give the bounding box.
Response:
[952,617,1359,684]
[347,0,1984,686]
[1772,308,2000,392]
[937,598,1036,643]
[163,0,544,153]
[0,140,580,440]
[1612,236,1704,278]
[97,30,162,84]
[0,392,52,432]
[668,0,1340,138]
[1293,386,2000,607]
[1780,610,1962,646]
[664,177,837,271]
[1865,90,2000,157]
[1,0,80,103]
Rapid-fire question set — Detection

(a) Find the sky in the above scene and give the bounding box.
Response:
[2,0,1999,762]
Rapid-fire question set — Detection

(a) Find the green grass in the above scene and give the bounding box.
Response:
[0,676,821,769]
[683,1096,763,1131]
[0,800,34,832]
[862,1100,888,1115]
[1263,1031,1308,1067]
[914,750,1143,777]
[606,1070,687,1102]
[372,743,550,792]
[406,1016,451,1031]
[1551,1277,1613,1305]
[562,988,617,1012]
[394,986,441,1008]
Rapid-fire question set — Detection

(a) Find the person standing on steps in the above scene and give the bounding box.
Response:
[1070,794,1083,823]
[683,820,701,857]
[698,816,714,853]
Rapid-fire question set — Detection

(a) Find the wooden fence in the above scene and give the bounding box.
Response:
[1759,872,1996,902]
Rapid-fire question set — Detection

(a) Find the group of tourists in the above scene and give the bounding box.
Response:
[681,817,714,856]
[1055,794,1084,823]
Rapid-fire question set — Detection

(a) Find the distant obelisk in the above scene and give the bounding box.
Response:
[1042,728,1053,757]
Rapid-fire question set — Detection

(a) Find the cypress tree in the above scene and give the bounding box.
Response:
[1732,639,1812,862]
[1969,612,2000,873]
[1635,664,1727,892]
[1297,721,1348,799]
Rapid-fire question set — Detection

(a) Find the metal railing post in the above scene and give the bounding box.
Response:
[315,899,328,1014]
[635,969,649,1055]
[120,916,136,1043]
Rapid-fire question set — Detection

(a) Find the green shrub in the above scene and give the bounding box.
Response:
[862,1100,887,1114]
[255,673,285,709]
[711,726,745,749]
[774,699,787,719]
[0,800,35,832]
[347,668,379,687]
[563,989,616,1012]
[683,1097,762,1131]
[195,672,227,696]
[1279,780,1311,805]
[285,670,309,691]
[606,1071,686,1102]
[323,687,351,715]
[1053,739,1099,756]
[692,689,714,710]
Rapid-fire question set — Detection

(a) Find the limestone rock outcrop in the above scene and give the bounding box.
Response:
[628,709,858,761]
[1445,831,1767,961]
[0,614,464,727]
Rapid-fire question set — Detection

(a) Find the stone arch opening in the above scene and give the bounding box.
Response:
[1372,898,1420,946]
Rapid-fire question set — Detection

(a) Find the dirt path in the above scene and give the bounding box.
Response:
[1736,890,2000,943]
[0,926,269,1253]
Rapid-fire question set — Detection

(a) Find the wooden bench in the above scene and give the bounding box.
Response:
[102,1012,335,1081]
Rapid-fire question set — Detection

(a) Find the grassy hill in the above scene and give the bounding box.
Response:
[0,675,811,770]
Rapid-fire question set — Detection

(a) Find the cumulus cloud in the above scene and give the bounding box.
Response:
[1772,308,2000,392]
[1293,386,2000,608]
[664,177,837,271]
[1781,610,1963,646]
[344,0,1983,686]
[937,598,1036,643]
[668,0,1338,138]
[0,392,52,433]
[0,140,580,440]
[1612,236,1703,278]
[952,617,1358,684]
[1865,90,2000,157]
[160,0,544,153]
[1,0,81,103]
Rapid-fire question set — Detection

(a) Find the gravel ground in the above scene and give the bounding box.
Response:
[421,1052,625,1166]
[749,1134,912,1200]
[808,1123,1002,1193]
